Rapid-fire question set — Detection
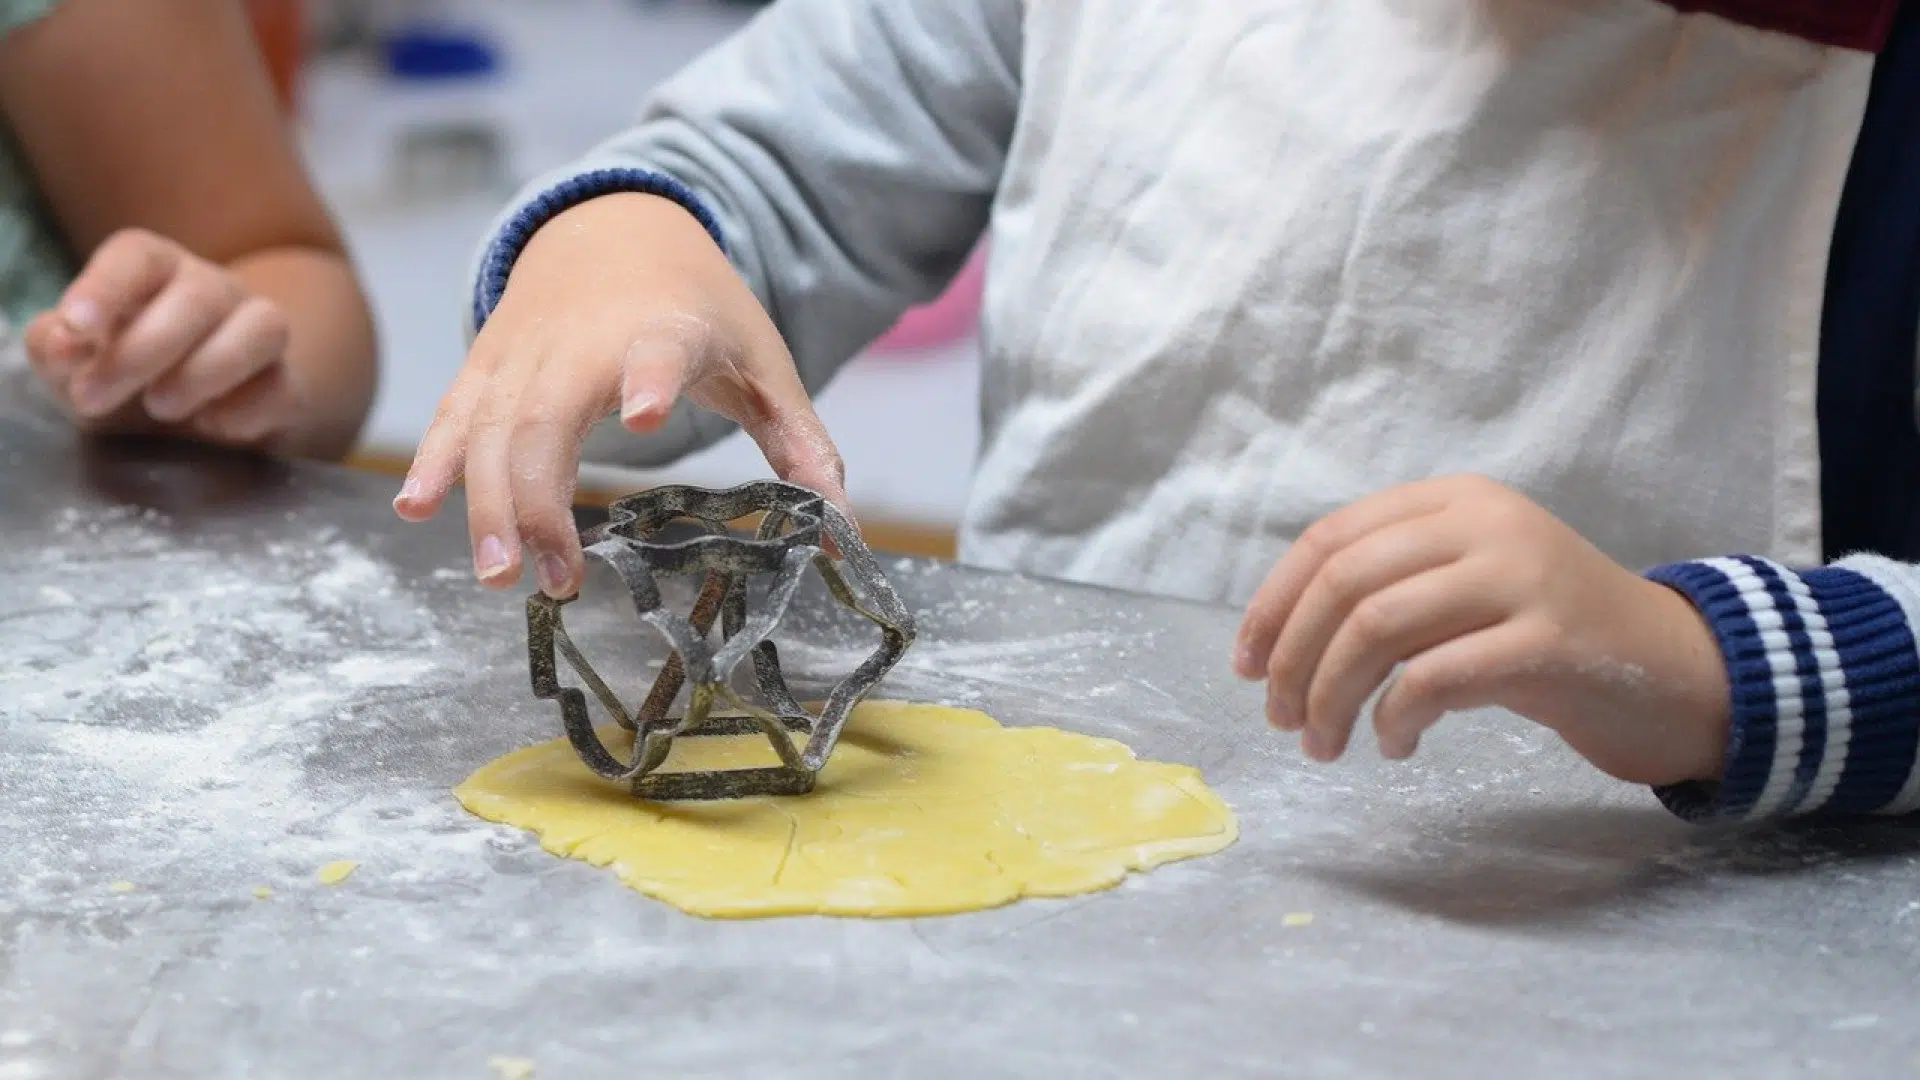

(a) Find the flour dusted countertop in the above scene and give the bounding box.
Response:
[1,406,1918,1079]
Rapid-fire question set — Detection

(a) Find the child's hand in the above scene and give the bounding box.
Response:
[393,193,844,599]
[1232,475,1731,787]
[23,228,298,448]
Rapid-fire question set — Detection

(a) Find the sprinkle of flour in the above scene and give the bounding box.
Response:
[0,502,488,911]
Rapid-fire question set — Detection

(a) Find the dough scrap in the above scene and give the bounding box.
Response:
[455,700,1237,919]
[487,1056,535,1080]
[316,860,358,886]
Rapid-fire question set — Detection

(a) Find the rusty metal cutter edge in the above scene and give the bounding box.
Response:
[525,480,916,800]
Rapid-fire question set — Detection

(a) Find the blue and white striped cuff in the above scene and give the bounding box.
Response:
[1644,556,1920,822]
[470,166,727,332]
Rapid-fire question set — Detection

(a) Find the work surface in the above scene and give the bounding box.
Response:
[3,409,1918,1080]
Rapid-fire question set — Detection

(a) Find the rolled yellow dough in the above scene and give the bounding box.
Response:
[454,700,1236,919]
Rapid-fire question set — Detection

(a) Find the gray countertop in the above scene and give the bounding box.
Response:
[2,405,1917,1079]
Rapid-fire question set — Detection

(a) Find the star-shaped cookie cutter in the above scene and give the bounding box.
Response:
[525,481,916,799]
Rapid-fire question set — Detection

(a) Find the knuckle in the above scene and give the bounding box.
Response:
[514,505,561,542]
[508,409,567,446]
[109,229,172,277]
[1394,659,1455,710]
[242,296,290,342]
[100,227,158,260]
[1512,615,1567,664]
[1346,595,1398,647]
[466,409,514,444]
[177,273,235,316]
[1317,550,1368,604]
[1292,521,1337,565]
[1263,649,1301,691]
[1240,606,1278,648]
[427,393,465,432]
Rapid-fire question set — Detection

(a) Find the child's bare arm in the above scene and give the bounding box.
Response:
[1,0,376,460]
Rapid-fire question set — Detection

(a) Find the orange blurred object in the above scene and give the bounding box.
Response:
[245,0,303,115]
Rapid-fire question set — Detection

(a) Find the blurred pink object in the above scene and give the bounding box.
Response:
[871,243,986,354]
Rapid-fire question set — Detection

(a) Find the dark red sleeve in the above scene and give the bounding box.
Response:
[1664,0,1899,51]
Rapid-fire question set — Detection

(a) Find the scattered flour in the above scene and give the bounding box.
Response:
[0,502,488,909]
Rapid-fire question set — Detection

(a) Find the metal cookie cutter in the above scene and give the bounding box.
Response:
[526,481,916,800]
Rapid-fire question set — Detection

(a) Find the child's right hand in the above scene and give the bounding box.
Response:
[393,193,846,599]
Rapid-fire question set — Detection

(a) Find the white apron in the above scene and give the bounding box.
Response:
[967,0,1875,603]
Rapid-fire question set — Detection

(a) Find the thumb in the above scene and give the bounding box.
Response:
[22,312,77,380]
[617,322,699,435]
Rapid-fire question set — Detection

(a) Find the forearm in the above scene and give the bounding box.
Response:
[229,244,377,460]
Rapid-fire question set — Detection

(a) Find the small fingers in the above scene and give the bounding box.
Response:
[616,314,850,514]
[508,366,620,598]
[190,364,297,447]
[1262,514,1460,732]
[1299,562,1508,761]
[142,296,288,423]
[1234,480,1455,679]
[1371,619,1547,760]
[747,408,849,519]
[71,258,235,420]
[396,354,494,522]
[460,349,542,589]
[23,313,82,396]
[58,228,182,359]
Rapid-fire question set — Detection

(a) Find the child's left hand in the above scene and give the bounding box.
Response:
[1232,475,1732,787]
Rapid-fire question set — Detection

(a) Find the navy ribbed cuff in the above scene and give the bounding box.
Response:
[1645,557,1920,821]
[471,167,727,331]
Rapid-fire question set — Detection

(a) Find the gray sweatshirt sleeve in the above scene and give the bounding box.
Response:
[466,0,1023,469]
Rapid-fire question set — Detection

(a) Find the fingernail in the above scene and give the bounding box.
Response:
[535,553,570,595]
[394,477,422,504]
[475,535,512,580]
[143,390,182,421]
[1233,641,1260,679]
[1300,728,1328,761]
[621,389,662,426]
[72,378,123,417]
[61,298,101,334]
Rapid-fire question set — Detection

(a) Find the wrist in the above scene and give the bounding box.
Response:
[1642,578,1733,783]
[521,192,725,275]
[474,167,727,332]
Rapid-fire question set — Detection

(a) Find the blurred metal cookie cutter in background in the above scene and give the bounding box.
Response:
[525,481,917,800]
